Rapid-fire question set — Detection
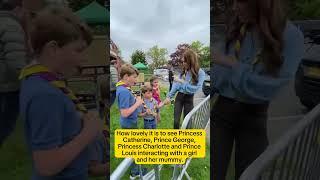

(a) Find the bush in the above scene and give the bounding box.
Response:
[288,0,320,20]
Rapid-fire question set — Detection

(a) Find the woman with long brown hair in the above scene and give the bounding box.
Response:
[212,0,304,179]
[163,49,206,129]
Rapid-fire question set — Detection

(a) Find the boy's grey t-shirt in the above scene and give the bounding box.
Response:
[20,76,89,180]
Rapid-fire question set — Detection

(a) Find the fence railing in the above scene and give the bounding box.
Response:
[110,95,211,180]
[171,95,212,180]
[239,104,320,180]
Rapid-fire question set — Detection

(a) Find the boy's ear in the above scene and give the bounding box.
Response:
[123,74,128,79]
[46,40,59,51]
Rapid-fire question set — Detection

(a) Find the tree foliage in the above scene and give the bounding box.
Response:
[169,43,190,67]
[131,50,147,65]
[287,0,320,20]
[146,46,168,71]
[169,41,210,68]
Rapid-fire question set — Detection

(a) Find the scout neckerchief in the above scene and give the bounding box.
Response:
[116,80,134,94]
[19,64,109,147]
[116,80,148,109]
[143,98,158,116]
[19,64,87,113]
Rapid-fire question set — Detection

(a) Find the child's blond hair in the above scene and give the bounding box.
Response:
[119,63,139,79]
[30,5,92,55]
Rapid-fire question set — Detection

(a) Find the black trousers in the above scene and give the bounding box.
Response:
[174,92,194,129]
[212,96,269,180]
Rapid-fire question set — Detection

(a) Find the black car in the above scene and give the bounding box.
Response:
[295,25,320,110]
[202,68,211,96]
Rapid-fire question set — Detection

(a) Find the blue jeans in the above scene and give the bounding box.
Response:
[144,119,156,129]
[0,91,19,146]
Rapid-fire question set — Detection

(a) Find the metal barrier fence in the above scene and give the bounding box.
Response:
[239,104,320,180]
[110,95,211,180]
[171,95,211,180]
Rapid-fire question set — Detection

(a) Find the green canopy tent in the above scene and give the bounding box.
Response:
[75,1,109,24]
[133,62,147,70]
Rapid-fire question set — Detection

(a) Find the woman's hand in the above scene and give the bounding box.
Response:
[212,52,237,68]
[163,98,171,105]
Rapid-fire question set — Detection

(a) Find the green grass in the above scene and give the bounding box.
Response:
[110,87,210,179]
[0,121,31,179]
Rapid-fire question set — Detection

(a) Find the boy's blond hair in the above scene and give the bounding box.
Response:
[141,84,152,94]
[119,63,139,79]
[30,5,92,55]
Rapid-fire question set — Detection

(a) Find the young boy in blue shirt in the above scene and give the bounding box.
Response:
[116,63,145,179]
[139,85,160,129]
[116,63,144,129]
[19,6,101,179]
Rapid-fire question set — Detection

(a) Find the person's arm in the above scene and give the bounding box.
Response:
[138,106,146,117]
[88,161,109,176]
[120,102,142,118]
[28,95,101,176]
[158,101,165,108]
[87,136,109,176]
[167,82,180,100]
[118,91,143,118]
[180,70,206,94]
[214,25,304,101]
[33,128,98,176]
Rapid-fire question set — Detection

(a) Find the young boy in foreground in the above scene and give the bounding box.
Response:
[19,6,101,179]
[116,63,146,179]
[139,85,160,129]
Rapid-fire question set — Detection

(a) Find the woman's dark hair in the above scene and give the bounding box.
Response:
[182,49,200,84]
[226,0,287,76]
